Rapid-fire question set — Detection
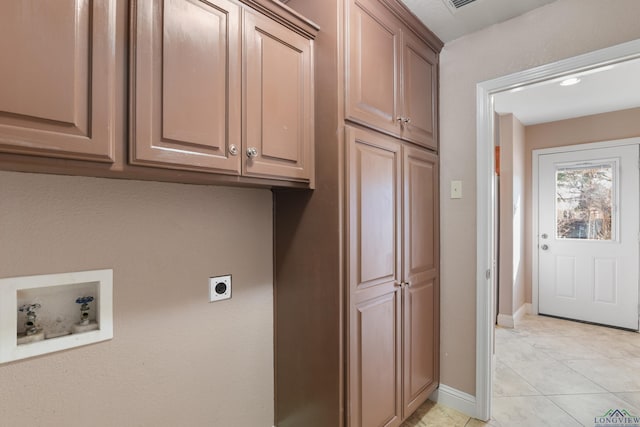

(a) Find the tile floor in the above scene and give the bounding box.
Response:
[403,314,640,427]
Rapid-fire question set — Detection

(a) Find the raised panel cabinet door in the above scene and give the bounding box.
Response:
[402,145,439,416]
[130,0,241,173]
[243,10,313,182]
[346,0,402,137]
[401,29,437,150]
[0,0,116,162]
[346,126,402,427]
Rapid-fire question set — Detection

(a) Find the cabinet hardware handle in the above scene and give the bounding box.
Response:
[396,117,404,122]
[541,244,549,251]
[246,147,258,159]
[404,281,411,287]
[403,117,411,124]
[394,281,402,288]
[541,233,548,239]
[229,144,238,156]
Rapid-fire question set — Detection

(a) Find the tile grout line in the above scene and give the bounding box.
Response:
[557,357,616,394]
[493,361,544,398]
[544,394,585,427]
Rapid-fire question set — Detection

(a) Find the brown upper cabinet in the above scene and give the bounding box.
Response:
[243,9,314,181]
[130,0,242,175]
[0,0,317,188]
[131,0,316,184]
[346,0,438,150]
[0,0,117,162]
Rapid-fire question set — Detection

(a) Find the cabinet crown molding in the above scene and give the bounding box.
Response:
[240,0,320,39]
[380,0,444,52]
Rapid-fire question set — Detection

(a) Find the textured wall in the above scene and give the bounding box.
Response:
[439,0,640,395]
[497,114,526,318]
[498,115,514,317]
[0,171,274,427]
[512,116,526,313]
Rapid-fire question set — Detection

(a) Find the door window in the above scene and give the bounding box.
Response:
[555,162,615,241]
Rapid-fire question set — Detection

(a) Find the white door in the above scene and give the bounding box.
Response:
[538,144,639,330]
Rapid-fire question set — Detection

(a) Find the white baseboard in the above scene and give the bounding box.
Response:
[429,384,477,418]
[513,303,530,324]
[496,313,514,328]
[497,302,532,328]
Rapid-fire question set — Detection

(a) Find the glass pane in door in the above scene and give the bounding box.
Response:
[555,163,614,240]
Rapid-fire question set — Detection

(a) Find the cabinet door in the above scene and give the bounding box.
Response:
[130,0,241,174]
[0,0,116,162]
[347,127,402,427]
[402,145,439,415]
[401,30,438,150]
[346,0,402,137]
[243,10,313,182]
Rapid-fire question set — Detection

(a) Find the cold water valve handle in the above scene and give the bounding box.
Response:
[76,296,94,326]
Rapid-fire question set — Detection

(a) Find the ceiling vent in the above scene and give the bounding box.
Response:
[443,0,479,13]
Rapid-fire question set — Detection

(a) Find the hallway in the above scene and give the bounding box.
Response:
[404,314,640,426]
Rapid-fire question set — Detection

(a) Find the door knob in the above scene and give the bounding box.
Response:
[246,147,258,159]
[541,244,549,251]
[229,144,238,156]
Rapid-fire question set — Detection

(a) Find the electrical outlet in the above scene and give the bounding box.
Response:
[209,275,231,302]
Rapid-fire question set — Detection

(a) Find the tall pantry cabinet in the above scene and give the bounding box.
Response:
[273,0,442,426]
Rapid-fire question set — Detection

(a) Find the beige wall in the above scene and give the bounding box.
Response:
[439,0,640,395]
[523,107,640,304]
[0,171,274,427]
[498,114,526,318]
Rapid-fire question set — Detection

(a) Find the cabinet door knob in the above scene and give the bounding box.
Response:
[246,147,258,159]
[229,144,239,156]
[403,117,411,124]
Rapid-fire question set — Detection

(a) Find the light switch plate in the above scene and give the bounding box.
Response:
[451,180,463,199]
[209,275,231,302]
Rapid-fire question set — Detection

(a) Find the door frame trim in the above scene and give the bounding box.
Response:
[531,138,640,316]
[475,38,640,421]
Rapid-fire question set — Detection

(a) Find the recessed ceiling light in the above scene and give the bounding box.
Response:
[560,77,581,86]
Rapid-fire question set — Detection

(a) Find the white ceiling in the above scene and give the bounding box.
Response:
[401,0,640,126]
[402,0,556,43]
[493,59,640,125]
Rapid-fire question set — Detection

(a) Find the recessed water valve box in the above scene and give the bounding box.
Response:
[209,275,231,302]
[0,269,113,364]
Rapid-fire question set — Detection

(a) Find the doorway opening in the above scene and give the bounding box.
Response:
[533,142,639,331]
[475,38,640,421]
